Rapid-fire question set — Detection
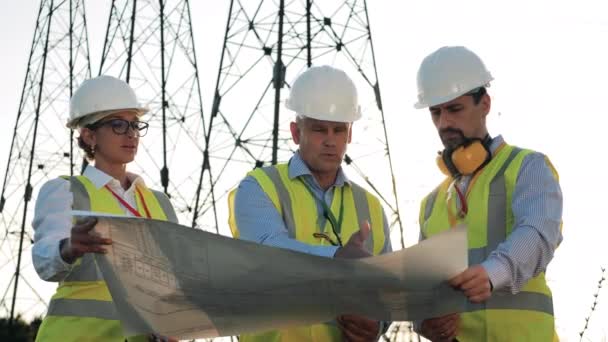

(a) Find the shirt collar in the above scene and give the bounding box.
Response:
[83,165,144,191]
[488,134,505,155]
[287,151,350,188]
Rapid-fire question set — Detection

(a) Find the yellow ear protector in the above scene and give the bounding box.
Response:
[437,135,492,178]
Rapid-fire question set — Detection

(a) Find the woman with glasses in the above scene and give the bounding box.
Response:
[32,75,178,341]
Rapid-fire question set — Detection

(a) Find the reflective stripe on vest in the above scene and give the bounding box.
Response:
[264,166,297,238]
[47,298,118,320]
[351,183,374,252]
[467,291,553,315]
[486,147,521,253]
[151,189,178,224]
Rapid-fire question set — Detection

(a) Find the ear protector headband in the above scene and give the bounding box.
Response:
[436,135,492,178]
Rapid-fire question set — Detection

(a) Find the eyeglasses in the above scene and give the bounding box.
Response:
[88,119,149,137]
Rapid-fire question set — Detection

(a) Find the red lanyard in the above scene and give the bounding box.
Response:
[104,184,152,218]
[446,175,477,227]
[453,182,468,217]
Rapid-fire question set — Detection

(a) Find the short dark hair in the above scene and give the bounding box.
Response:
[467,87,487,105]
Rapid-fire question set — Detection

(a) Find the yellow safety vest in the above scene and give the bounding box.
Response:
[36,176,176,342]
[228,163,386,342]
[419,144,558,342]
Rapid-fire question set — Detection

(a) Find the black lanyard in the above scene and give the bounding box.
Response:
[300,178,345,247]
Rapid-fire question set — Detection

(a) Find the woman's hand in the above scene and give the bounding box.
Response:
[60,217,112,264]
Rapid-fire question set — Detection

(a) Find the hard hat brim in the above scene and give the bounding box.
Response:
[66,107,149,129]
[414,81,492,109]
[296,110,361,123]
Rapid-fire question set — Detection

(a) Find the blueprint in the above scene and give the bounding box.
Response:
[91,216,468,339]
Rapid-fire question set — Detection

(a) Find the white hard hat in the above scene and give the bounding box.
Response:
[285,65,361,123]
[414,46,493,109]
[67,75,148,129]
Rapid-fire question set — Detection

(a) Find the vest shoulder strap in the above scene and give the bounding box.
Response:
[150,190,178,223]
[248,166,284,215]
[60,175,90,211]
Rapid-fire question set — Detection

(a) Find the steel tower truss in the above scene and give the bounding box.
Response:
[0,0,92,322]
[98,0,210,229]
[198,0,404,242]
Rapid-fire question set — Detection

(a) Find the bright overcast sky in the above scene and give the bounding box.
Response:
[1,1,607,340]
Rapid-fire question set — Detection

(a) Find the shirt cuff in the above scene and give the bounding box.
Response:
[481,257,511,292]
[314,245,340,258]
[55,238,75,270]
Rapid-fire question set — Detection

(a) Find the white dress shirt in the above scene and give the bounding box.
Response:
[32,165,148,281]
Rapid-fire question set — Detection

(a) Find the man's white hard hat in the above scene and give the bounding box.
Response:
[286,65,361,123]
[414,46,493,109]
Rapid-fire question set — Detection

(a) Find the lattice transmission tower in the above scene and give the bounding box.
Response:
[2,1,415,338]
[0,0,92,323]
[0,0,211,323]
[98,0,209,229]
[197,0,405,243]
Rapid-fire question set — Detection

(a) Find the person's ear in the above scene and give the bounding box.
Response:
[480,93,491,117]
[290,121,300,144]
[80,127,97,147]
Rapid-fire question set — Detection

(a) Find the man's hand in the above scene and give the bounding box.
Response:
[449,264,492,303]
[60,217,111,264]
[334,221,371,259]
[419,313,459,341]
[337,314,380,342]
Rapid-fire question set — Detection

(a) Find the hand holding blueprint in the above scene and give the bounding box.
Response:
[91,216,468,339]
